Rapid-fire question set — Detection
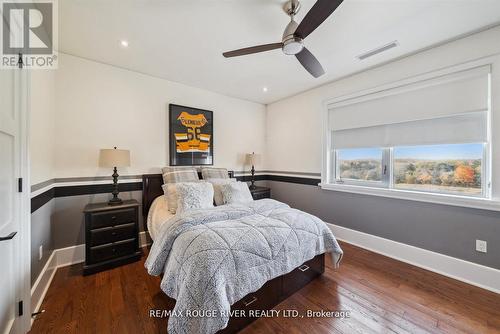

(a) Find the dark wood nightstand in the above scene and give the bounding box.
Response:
[249,186,271,200]
[83,199,141,275]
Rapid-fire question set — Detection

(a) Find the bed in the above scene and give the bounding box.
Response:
[142,173,343,334]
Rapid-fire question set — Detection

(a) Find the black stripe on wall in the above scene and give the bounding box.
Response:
[54,182,142,197]
[266,174,320,186]
[30,175,319,213]
[31,182,142,213]
[31,188,55,213]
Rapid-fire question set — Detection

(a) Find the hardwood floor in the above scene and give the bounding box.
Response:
[30,242,500,334]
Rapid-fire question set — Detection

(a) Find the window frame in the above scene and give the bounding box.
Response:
[320,58,497,211]
[333,148,390,188]
[332,144,488,198]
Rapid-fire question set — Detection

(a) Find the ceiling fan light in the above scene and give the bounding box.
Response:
[283,40,304,55]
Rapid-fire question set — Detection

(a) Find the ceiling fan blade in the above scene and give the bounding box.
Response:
[223,43,283,58]
[295,47,325,78]
[294,0,343,39]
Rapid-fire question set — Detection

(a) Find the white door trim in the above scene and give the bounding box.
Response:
[18,60,32,333]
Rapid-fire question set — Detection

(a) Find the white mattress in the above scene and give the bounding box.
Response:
[147,195,175,241]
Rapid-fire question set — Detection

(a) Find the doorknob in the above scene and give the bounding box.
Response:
[0,232,17,241]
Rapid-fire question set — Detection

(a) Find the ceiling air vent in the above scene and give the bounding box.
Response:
[357,41,399,61]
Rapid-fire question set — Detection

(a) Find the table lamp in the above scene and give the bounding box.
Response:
[99,147,130,205]
[246,152,260,190]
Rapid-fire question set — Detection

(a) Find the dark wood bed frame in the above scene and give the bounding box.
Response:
[142,172,325,334]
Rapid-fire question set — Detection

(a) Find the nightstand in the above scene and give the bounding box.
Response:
[83,199,141,275]
[249,186,271,200]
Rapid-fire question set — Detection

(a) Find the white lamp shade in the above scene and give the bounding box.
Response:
[245,153,260,166]
[99,148,130,168]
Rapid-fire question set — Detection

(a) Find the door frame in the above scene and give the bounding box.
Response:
[2,5,32,332]
[17,62,31,333]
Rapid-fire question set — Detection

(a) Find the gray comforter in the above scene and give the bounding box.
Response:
[145,199,343,334]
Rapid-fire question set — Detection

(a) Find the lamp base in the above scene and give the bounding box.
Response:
[249,164,256,190]
[108,197,123,206]
[249,184,257,190]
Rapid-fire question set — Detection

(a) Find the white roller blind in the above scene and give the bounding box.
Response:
[332,112,487,149]
[329,66,490,149]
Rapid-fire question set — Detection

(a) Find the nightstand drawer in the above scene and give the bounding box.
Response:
[89,208,136,229]
[252,191,270,200]
[89,239,137,264]
[90,223,136,246]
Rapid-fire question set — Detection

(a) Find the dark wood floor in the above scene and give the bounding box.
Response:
[30,242,500,334]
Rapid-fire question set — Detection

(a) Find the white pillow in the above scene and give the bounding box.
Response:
[162,181,206,214]
[175,182,214,214]
[162,183,178,214]
[206,178,236,206]
[220,181,253,204]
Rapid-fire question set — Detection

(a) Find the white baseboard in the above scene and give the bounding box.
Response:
[55,244,86,268]
[328,223,500,294]
[31,231,152,322]
[30,251,57,319]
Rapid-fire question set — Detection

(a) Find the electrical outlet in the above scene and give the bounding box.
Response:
[476,240,487,253]
[39,245,43,260]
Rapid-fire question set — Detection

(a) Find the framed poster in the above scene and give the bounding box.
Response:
[169,104,214,166]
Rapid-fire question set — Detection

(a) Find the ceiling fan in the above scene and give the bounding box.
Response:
[222,0,344,78]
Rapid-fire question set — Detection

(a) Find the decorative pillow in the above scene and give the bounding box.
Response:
[175,182,214,214]
[201,167,229,180]
[162,181,206,214]
[162,166,199,184]
[162,183,178,214]
[220,181,253,204]
[206,178,237,206]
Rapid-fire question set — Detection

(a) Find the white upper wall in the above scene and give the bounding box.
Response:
[30,70,56,185]
[266,26,500,174]
[52,53,266,178]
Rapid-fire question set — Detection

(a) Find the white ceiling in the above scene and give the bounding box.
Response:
[59,0,500,104]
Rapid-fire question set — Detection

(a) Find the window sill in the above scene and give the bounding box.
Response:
[319,183,500,212]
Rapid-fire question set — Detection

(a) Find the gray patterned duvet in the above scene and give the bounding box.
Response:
[145,199,343,334]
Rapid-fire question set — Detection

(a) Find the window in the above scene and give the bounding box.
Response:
[323,64,491,203]
[393,143,484,196]
[331,143,487,197]
[336,148,384,183]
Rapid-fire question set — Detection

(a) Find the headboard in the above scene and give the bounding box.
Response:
[142,170,235,229]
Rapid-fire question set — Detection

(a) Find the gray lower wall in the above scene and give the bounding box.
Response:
[53,190,143,249]
[31,199,55,285]
[267,180,500,270]
[32,178,499,284]
[30,190,142,286]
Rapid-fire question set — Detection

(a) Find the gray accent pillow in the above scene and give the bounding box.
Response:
[201,167,229,180]
[206,178,237,206]
[162,166,199,184]
[220,181,253,204]
[175,182,214,214]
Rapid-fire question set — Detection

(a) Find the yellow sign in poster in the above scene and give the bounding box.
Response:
[174,111,211,153]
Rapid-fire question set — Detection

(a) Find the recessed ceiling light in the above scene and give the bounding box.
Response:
[120,40,129,48]
[262,87,268,92]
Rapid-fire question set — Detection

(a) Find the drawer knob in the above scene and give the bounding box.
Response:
[111,216,117,220]
[111,232,117,236]
[243,296,257,307]
[112,248,116,253]
[299,264,310,272]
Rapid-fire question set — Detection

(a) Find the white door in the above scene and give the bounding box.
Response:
[0,63,24,334]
